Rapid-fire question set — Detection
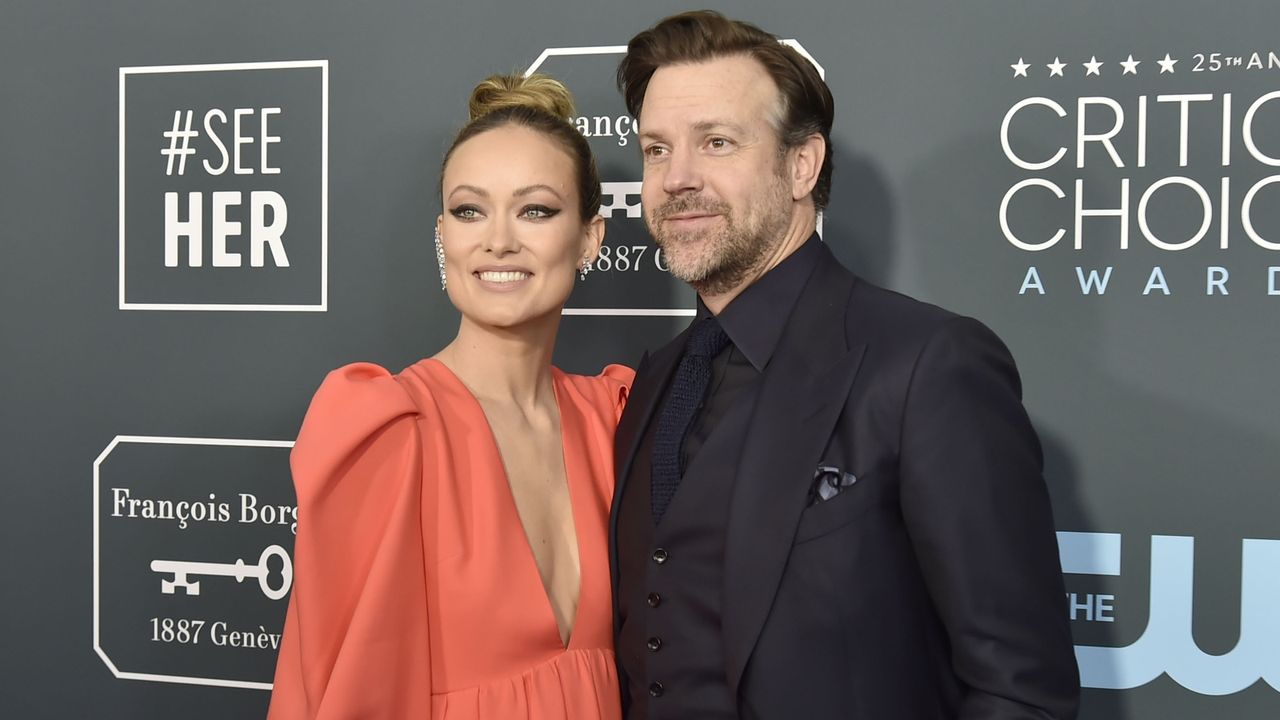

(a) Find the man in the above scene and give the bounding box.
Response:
[609,10,1080,720]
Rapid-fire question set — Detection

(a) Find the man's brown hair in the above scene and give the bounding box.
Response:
[618,10,835,209]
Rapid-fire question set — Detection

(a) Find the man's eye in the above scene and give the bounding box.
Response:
[708,137,731,150]
[644,145,668,158]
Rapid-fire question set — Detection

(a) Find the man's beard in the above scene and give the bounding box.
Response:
[646,174,792,297]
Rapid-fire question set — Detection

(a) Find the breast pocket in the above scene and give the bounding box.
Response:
[793,470,895,544]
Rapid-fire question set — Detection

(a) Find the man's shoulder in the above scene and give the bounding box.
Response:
[802,243,960,336]
[838,273,1018,382]
[843,273,963,344]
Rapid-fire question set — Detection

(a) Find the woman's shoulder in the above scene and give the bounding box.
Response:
[300,362,419,432]
[290,361,449,496]
[301,358,457,422]
[556,363,635,421]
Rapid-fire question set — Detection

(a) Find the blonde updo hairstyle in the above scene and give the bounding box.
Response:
[441,73,602,220]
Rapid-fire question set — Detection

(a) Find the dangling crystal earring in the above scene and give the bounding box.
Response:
[434,227,447,291]
[578,259,593,281]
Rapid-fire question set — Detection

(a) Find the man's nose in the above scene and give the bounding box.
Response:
[660,146,704,196]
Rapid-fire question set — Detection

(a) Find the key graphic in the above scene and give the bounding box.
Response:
[150,545,293,600]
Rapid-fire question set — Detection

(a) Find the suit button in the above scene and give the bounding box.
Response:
[652,548,668,564]
[649,681,664,697]
[646,592,662,608]
[647,637,663,652]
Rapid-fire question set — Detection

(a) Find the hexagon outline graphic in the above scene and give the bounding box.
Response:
[526,40,825,78]
[93,434,293,690]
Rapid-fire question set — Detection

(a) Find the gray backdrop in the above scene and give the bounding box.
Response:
[2,0,1278,717]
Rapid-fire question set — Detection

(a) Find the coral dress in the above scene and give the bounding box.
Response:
[268,358,633,719]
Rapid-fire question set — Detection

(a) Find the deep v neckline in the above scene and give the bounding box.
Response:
[427,358,587,651]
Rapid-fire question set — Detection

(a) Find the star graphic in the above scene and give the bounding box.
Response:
[1157,53,1178,73]
[1011,57,1030,77]
[1047,57,1066,77]
[1120,54,1141,75]
[1083,56,1103,76]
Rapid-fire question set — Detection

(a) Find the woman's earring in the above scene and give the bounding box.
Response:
[434,227,447,291]
[578,259,593,281]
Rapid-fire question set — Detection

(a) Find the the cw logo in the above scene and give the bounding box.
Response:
[1058,532,1280,695]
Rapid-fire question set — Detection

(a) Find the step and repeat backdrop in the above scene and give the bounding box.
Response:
[2,0,1278,718]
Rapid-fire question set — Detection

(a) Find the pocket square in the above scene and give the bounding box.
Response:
[809,464,858,505]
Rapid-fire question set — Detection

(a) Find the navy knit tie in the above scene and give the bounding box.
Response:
[651,315,731,523]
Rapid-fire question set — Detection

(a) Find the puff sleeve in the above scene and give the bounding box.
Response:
[597,363,635,424]
[268,363,433,719]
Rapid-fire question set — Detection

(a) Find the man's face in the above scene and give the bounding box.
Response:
[637,55,794,296]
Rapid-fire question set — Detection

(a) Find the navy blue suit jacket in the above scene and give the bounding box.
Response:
[610,243,1080,719]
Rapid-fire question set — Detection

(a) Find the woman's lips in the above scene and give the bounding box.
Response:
[473,267,532,292]
[475,270,529,283]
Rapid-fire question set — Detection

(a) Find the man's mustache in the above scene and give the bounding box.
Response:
[650,196,731,221]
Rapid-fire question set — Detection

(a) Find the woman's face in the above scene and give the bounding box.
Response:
[439,124,603,329]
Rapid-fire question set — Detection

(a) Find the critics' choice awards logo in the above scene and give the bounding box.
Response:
[1058,531,1280,695]
[119,61,328,311]
[526,42,822,317]
[94,436,297,689]
[998,51,1280,296]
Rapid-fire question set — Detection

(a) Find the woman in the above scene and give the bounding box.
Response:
[268,74,631,719]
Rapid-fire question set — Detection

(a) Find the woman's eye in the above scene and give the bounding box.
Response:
[521,205,560,219]
[449,205,481,220]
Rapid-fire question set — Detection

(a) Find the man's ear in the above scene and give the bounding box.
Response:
[788,133,825,201]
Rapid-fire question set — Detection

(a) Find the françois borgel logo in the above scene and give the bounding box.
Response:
[119,61,328,311]
[998,51,1280,297]
[94,436,297,689]
[526,42,822,317]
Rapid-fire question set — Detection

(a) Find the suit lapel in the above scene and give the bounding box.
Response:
[614,337,679,492]
[609,332,687,622]
[722,252,866,694]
